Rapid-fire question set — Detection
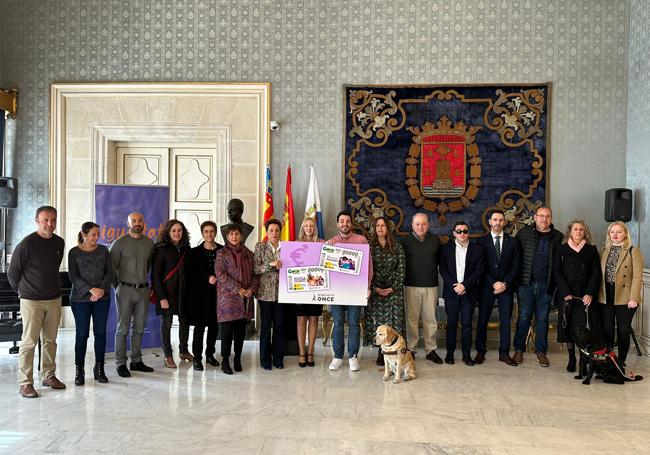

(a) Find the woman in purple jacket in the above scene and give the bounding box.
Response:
[215,224,259,374]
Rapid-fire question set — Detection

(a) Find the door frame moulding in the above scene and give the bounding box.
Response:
[91,124,230,219]
[49,82,270,243]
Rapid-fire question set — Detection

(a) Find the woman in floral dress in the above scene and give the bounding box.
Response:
[363,216,406,366]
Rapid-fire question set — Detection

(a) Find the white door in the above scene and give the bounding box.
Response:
[116,143,223,246]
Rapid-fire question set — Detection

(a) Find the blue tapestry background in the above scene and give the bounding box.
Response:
[344,84,549,238]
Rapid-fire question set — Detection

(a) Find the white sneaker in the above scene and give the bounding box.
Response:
[329,358,343,371]
[349,355,360,372]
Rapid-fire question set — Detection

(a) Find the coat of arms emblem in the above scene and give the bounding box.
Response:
[406,116,482,224]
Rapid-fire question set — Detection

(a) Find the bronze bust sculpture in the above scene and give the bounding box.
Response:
[220,198,254,243]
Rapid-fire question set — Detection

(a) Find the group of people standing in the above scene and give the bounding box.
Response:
[10,204,645,399]
[363,206,644,374]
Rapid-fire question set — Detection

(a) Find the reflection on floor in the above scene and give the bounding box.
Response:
[1,329,649,454]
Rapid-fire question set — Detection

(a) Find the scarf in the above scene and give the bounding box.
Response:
[568,238,586,253]
[225,241,253,289]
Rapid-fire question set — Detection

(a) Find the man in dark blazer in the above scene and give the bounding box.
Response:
[474,210,519,366]
[439,221,485,366]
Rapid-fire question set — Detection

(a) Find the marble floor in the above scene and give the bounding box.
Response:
[1,329,650,455]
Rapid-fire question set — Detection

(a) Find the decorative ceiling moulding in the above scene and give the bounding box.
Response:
[49,82,270,245]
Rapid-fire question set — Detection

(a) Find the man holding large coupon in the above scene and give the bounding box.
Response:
[326,211,373,372]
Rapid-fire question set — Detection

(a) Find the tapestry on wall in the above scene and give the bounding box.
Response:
[344,84,550,238]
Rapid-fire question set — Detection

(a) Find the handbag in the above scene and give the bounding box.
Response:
[149,253,185,304]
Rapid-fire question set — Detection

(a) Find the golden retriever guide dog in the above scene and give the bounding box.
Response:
[374,325,416,383]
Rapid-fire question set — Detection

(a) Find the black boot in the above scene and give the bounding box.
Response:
[193,359,204,371]
[234,354,243,372]
[93,362,108,383]
[75,364,85,386]
[376,349,385,366]
[221,356,233,375]
[205,354,220,367]
[566,347,576,373]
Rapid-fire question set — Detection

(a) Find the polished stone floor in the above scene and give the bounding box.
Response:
[1,329,649,454]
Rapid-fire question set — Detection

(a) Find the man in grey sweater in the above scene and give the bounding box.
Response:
[110,211,155,377]
[9,206,65,398]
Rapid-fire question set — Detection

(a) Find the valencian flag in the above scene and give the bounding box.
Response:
[261,164,274,241]
[304,166,325,239]
[280,165,295,240]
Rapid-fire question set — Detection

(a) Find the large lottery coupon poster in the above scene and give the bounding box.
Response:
[278,241,370,306]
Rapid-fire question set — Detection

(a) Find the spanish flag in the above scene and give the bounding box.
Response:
[280,166,295,241]
[260,165,274,241]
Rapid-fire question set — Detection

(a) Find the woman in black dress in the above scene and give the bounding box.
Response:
[152,219,192,369]
[185,221,223,371]
[295,218,325,367]
[553,219,601,373]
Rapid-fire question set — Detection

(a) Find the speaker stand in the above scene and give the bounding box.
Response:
[630,329,646,357]
[0,207,6,272]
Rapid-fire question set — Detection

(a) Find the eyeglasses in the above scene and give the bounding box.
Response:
[454,229,469,234]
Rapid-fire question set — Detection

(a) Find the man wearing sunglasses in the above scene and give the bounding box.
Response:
[512,206,563,367]
[439,221,485,366]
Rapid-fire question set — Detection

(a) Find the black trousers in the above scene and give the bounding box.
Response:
[476,288,514,355]
[192,323,218,360]
[445,294,475,356]
[160,310,190,357]
[220,318,246,358]
[602,282,637,362]
[258,300,285,368]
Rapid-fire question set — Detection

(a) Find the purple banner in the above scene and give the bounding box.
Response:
[278,241,369,306]
[95,184,170,352]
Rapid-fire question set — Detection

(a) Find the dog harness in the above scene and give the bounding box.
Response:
[382,335,410,356]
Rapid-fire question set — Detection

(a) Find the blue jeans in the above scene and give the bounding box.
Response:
[513,283,552,354]
[330,305,360,359]
[71,298,110,364]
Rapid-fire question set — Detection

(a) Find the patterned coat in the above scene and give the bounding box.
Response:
[215,246,259,322]
[253,241,280,302]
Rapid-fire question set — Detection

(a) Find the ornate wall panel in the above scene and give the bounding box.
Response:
[0,0,631,245]
[344,84,549,237]
[628,0,650,260]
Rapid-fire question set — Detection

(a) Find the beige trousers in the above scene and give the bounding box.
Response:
[405,286,439,352]
[18,297,62,385]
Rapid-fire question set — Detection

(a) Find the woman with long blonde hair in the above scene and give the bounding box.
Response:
[295,217,325,367]
[598,222,644,366]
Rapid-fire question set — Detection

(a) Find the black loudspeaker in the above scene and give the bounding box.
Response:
[604,188,632,222]
[0,177,17,209]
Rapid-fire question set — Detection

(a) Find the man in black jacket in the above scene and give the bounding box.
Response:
[512,206,563,367]
[475,210,519,366]
[439,221,485,366]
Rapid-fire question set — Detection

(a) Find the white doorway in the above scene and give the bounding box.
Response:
[116,142,225,246]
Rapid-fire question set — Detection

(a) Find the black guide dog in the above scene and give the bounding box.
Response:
[571,299,643,385]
